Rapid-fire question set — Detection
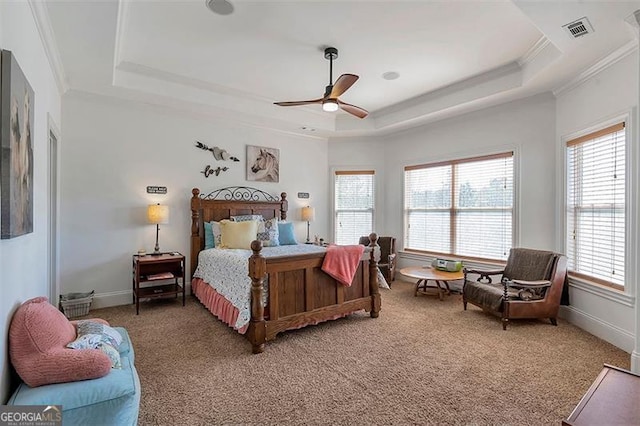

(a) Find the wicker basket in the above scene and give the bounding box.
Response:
[59,291,94,319]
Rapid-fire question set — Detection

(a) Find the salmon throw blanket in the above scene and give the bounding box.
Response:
[321,244,365,286]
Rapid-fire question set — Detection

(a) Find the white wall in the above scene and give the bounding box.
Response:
[60,94,329,308]
[0,2,62,403]
[556,50,638,352]
[329,93,558,260]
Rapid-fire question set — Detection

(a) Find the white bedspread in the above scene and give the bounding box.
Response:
[193,244,327,330]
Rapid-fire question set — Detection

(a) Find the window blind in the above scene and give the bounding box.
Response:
[404,152,513,260]
[566,122,625,288]
[334,171,374,245]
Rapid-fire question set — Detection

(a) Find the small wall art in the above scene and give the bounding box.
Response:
[201,165,228,178]
[1,50,34,239]
[246,145,279,183]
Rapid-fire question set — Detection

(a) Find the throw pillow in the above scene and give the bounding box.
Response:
[204,221,214,249]
[75,320,123,348]
[204,221,222,249]
[9,297,112,387]
[229,215,279,247]
[231,214,264,222]
[97,343,122,369]
[257,217,279,247]
[67,320,124,368]
[278,222,298,245]
[66,333,103,350]
[219,219,259,249]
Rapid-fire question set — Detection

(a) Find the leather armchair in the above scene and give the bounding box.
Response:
[462,248,567,330]
[359,236,397,284]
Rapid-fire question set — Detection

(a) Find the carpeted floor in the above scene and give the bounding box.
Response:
[91,280,630,425]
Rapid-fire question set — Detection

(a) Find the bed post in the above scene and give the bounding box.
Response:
[368,233,381,318]
[280,192,288,220]
[190,188,202,278]
[248,240,267,354]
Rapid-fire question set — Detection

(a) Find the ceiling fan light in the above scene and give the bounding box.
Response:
[322,99,339,112]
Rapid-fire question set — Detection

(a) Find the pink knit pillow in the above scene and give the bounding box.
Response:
[9,297,111,387]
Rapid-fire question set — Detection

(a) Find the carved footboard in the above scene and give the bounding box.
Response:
[247,234,381,354]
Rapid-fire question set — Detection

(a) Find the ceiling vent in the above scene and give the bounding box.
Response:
[562,17,594,38]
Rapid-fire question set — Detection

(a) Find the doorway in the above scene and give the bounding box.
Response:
[48,118,60,305]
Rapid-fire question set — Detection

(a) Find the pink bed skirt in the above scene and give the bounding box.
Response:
[191,278,249,334]
[192,277,363,336]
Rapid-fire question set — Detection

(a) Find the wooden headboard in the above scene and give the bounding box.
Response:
[190,186,288,276]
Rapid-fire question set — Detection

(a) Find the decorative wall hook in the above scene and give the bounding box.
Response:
[201,165,229,178]
[195,141,239,161]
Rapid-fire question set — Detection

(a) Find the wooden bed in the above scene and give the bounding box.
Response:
[190,186,381,353]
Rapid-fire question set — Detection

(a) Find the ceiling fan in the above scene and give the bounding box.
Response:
[274,47,368,119]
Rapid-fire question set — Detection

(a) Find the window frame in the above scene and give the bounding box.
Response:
[563,117,629,292]
[332,169,376,245]
[403,151,515,262]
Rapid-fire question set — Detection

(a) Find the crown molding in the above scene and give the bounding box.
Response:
[375,61,521,118]
[518,36,550,67]
[553,39,638,97]
[624,9,640,32]
[64,88,329,141]
[112,0,130,84]
[116,60,272,103]
[27,0,69,95]
[113,60,330,122]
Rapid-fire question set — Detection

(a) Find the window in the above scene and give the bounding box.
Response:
[334,170,374,245]
[566,122,625,289]
[404,152,514,261]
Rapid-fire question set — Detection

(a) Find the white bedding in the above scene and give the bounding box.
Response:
[193,244,326,330]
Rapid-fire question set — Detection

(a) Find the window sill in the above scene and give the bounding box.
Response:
[568,276,634,307]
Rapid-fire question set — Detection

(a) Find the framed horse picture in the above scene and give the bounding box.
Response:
[1,50,34,239]
[246,145,279,183]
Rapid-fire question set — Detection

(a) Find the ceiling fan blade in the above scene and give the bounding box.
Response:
[337,100,368,119]
[274,98,324,107]
[330,74,359,98]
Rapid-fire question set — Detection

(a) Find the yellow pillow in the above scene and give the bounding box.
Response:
[219,219,259,249]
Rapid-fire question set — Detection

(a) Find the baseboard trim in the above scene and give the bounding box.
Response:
[92,284,192,310]
[631,351,640,374]
[560,305,634,353]
[92,290,132,309]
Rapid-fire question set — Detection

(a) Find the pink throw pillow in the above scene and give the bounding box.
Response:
[9,297,112,387]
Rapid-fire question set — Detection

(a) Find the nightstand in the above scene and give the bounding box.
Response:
[132,252,186,315]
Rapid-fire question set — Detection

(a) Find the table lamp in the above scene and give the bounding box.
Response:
[147,203,169,255]
[301,206,315,243]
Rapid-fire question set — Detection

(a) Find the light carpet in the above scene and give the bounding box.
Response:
[91,280,630,425]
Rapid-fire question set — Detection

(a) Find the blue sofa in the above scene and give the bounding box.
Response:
[8,327,140,426]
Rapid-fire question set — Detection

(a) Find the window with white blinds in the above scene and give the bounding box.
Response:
[566,122,626,289]
[334,171,374,245]
[404,152,514,261]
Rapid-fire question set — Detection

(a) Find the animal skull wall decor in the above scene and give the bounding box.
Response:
[194,141,239,161]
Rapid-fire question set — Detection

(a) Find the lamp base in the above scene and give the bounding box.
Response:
[151,224,162,255]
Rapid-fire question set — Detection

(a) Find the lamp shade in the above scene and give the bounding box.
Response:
[301,206,315,222]
[147,204,169,225]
